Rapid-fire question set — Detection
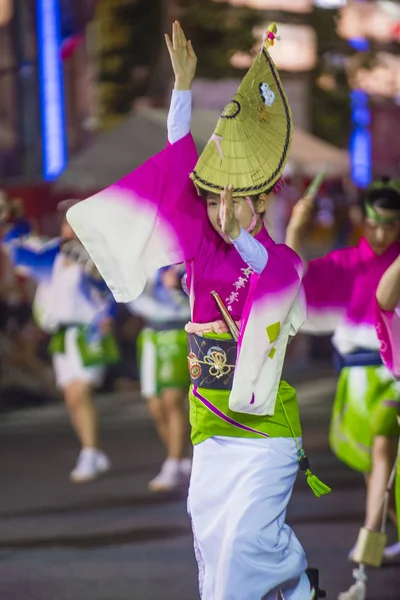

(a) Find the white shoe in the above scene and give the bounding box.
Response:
[338,566,367,600]
[179,457,192,478]
[148,459,182,492]
[70,448,110,483]
[338,581,366,600]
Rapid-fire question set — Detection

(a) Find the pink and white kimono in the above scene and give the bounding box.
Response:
[301,238,400,474]
[67,131,306,417]
[67,117,318,597]
[376,305,400,380]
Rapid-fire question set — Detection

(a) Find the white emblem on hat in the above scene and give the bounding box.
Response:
[260,83,275,107]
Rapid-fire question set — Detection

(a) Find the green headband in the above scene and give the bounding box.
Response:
[367,179,400,194]
[365,203,400,225]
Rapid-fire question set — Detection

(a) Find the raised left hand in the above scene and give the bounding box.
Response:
[220,185,240,240]
[165,21,197,91]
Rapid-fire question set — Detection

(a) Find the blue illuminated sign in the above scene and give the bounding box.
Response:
[349,126,372,189]
[349,22,372,189]
[349,38,369,52]
[349,90,372,188]
[37,0,67,180]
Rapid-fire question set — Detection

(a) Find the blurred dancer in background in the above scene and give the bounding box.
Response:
[128,265,191,491]
[2,200,119,483]
[286,179,400,561]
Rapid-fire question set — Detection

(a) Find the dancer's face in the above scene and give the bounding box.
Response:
[363,208,400,255]
[205,193,267,241]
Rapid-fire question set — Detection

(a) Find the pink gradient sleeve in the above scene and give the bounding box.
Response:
[303,249,353,311]
[67,133,208,303]
[128,132,208,261]
[164,137,208,261]
[376,304,400,378]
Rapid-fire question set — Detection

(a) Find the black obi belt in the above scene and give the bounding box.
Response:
[187,333,237,391]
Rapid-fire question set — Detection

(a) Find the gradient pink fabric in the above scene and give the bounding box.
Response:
[70,133,302,322]
[68,133,303,414]
[301,236,400,375]
[376,306,400,378]
[304,237,400,326]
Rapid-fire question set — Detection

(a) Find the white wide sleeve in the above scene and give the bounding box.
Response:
[231,228,268,274]
[167,90,192,144]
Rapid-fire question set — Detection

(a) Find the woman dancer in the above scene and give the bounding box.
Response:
[286,180,400,560]
[68,22,330,599]
[3,201,118,482]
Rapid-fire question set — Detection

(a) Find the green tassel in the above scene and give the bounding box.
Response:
[304,469,331,498]
[298,449,331,498]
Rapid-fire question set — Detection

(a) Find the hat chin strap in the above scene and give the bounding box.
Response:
[244,196,259,233]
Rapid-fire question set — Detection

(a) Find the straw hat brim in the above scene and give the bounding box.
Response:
[191,48,293,197]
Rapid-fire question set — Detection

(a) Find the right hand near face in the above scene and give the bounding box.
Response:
[287,195,314,233]
[165,21,197,91]
[220,185,241,240]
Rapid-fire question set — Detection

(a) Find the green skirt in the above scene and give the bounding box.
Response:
[138,327,190,396]
[330,365,400,473]
[49,325,119,368]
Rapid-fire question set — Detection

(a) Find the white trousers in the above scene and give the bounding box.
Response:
[188,436,309,600]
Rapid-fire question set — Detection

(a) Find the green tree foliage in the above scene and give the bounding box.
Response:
[96,0,262,117]
[310,7,351,148]
[96,0,162,119]
[177,0,262,79]
[114,0,163,95]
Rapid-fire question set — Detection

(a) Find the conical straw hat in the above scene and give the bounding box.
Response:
[191,24,293,197]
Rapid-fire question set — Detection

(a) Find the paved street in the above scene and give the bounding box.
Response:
[0,374,399,600]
